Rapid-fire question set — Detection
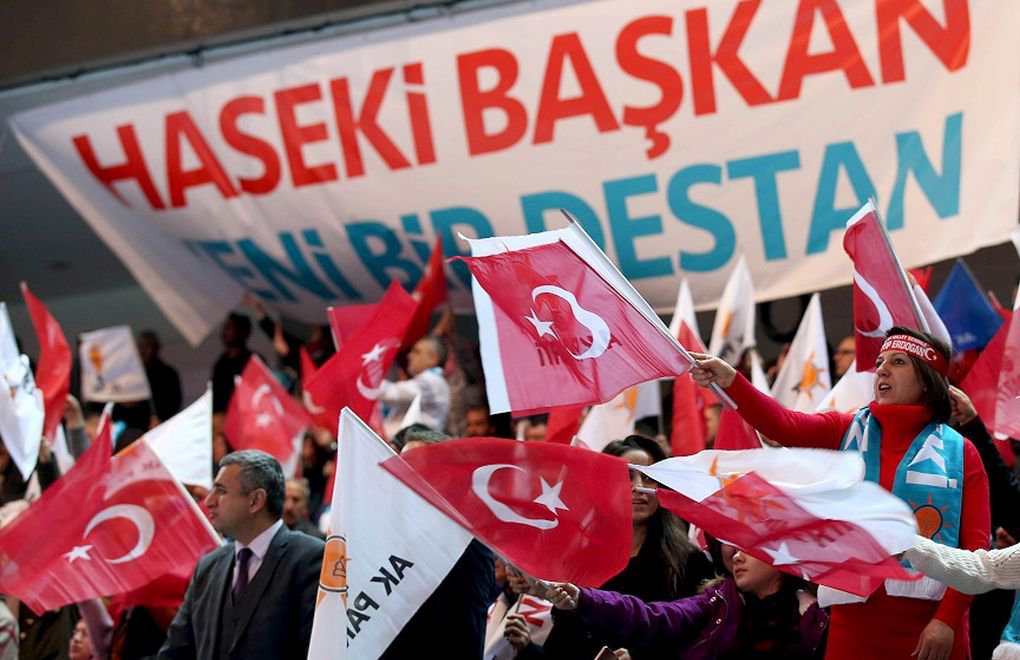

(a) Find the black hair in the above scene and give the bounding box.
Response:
[219,449,285,517]
[603,434,696,599]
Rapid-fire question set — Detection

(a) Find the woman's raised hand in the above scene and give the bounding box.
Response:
[689,352,738,390]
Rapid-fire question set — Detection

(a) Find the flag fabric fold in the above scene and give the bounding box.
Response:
[637,449,918,596]
[381,437,632,586]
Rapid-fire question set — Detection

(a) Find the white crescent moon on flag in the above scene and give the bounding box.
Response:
[531,285,611,360]
[356,376,385,400]
[471,464,558,530]
[852,270,894,338]
[252,384,284,415]
[84,504,155,564]
[302,389,326,415]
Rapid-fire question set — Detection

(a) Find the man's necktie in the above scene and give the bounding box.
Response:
[233,547,253,602]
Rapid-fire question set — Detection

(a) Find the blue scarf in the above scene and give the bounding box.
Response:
[840,408,963,548]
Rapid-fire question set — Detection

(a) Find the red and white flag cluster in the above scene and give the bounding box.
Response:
[637,448,918,597]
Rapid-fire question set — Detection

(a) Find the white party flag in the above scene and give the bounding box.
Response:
[771,294,832,411]
[144,387,213,490]
[307,408,473,659]
[79,325,152,403]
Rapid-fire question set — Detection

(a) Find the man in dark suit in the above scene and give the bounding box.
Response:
[159,450,324,659]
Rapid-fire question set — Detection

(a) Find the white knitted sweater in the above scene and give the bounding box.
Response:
[904,535,1020,595]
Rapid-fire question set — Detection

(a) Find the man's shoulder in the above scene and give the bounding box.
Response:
[196,542,233,570]
[278,526,326,558]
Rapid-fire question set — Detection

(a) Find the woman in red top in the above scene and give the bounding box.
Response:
[691,326,990,660]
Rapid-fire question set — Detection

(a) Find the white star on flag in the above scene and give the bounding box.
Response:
[532,478,569,516]
[762,541,800,565]
[254,412,274,428]
[63,545,93,563]
[524,310,555,339]
[361,342,388,366]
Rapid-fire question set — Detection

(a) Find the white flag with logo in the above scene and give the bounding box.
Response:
[771,294,831,411]
[708,256,756,365]
[144,387,213,490]
[79,325,152,403]
[817,360,875,414]
[577,380,660,452]
[307,408,473,659]
[0,352,44,481]
[0,302,44,480]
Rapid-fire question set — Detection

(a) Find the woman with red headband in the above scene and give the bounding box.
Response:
[691,326,990,660]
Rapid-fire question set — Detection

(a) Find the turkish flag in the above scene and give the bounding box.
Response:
[21,282,71,440]
[638,450,918,597]
[305,281,417,424]
[327,302,379,350]
[656,475,915,597]
[458,240,691,415]
[843,201,926,372]
[224,356,310,469]
[381,437,632,586]
[403,237,449,349]
[0,438,219,614]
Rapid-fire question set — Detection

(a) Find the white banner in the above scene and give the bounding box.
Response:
[79,325,152,403]
[9,0,1020,344]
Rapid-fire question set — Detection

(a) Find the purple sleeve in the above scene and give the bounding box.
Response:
[576,587,712,645]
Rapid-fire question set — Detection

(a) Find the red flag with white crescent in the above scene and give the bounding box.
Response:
[457,240,690,415]
[382,437,632,586]
[842,201,926,372]
[224,356,310,467]
[0,438,219,614]
[305,281,418,424]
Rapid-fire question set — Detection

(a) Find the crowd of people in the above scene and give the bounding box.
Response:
[3,288,1020,660]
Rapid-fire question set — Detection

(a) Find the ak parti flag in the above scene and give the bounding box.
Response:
[305,281,417,423]
[308,409,472,659]
[0,437,220,614]
[21,283,71,440]
[224,356,310,473]
[843,200,926,372]
[382,437,632,586]
[459,222,692,415]
[638,449,918,597]
[402,237,449,349]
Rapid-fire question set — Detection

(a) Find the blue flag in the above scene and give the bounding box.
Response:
[933,260,1003,352]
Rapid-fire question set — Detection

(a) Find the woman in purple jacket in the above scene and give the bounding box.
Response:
[543,548,829,659]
